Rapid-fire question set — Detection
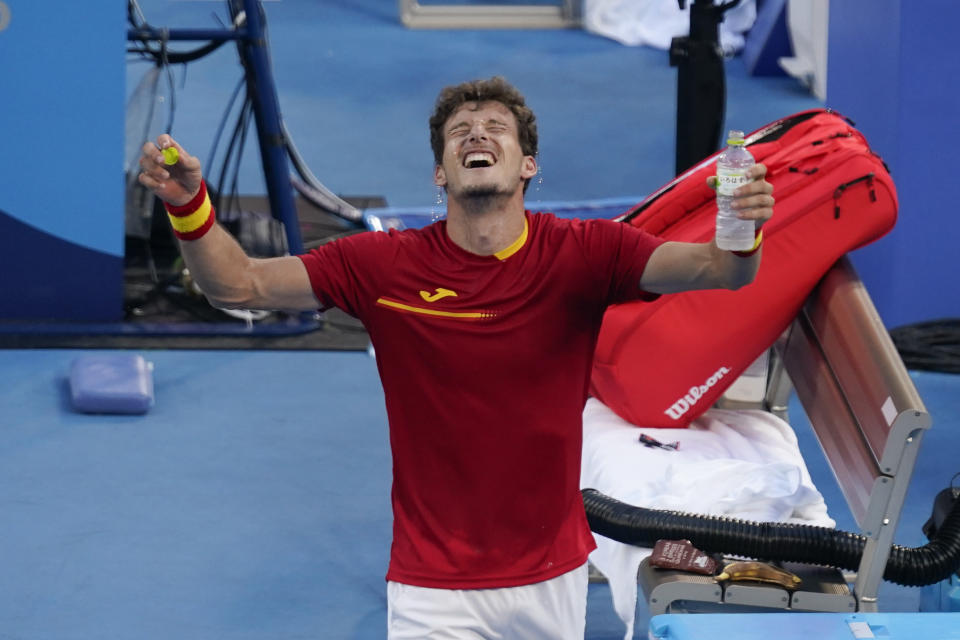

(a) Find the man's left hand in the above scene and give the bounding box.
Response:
[730,163,774,228]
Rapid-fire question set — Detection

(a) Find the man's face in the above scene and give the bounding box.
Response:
[435,101,537,204]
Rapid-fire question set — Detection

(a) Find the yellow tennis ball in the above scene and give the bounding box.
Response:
[162,147,179,165]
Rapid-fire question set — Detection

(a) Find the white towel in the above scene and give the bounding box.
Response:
[582,0,757,54]
[580,398,835,639]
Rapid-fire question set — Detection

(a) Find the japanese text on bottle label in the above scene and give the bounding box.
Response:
[716,169,750,196]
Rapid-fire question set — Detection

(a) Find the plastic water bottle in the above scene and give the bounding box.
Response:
[715,130,756,251]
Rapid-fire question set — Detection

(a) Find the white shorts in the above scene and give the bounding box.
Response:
[386,563,588,640]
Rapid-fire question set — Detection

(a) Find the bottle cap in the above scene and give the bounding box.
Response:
[162,147,179,165]
[726,130,746,145]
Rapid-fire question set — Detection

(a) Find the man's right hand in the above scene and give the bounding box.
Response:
[137,134,203,207]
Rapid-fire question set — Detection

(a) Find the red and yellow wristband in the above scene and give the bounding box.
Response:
[732,228,764,257]
[164,180,216,241]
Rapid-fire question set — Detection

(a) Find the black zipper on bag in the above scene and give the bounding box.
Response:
[834,173,876,218]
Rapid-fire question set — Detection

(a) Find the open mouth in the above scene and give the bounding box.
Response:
[463,151,496,169]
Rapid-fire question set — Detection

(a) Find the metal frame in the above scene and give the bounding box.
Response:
[398,0,580,29]
[127,0,303,255]
[638,256,932,614]
[777,256,931,610]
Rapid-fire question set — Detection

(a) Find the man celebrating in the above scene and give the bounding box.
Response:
[139,76,773,639]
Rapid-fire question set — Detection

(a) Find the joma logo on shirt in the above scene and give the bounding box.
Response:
[419,288,457,302]
[663,366,731,420]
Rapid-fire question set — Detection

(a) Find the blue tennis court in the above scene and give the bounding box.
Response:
[1,1,958,638]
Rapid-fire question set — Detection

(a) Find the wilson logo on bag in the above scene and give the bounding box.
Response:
[663,366,732,420]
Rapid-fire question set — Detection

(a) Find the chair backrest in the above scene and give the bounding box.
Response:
[773,256,931,608]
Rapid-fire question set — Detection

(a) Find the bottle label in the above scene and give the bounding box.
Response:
[716,168,750,196]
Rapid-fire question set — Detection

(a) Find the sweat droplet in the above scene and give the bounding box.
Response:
[162,147,179,165]
[431,186,445,223]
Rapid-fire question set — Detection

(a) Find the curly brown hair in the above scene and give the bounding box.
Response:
[429,76,538,171]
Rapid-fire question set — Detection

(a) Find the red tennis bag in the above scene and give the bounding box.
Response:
[590,109,897,427]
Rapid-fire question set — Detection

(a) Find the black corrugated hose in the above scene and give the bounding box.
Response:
[890,319,960,374]
[582,488,960,587]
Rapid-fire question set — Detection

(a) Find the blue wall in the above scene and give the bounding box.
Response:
[828,0,960,328]
[0,1,125,321]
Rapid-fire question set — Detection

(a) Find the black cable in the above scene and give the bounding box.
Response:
[207,76,248,186]
[127,0,146,31]
[127,41,230,65]
[127,0,232,65]
[284,121,363,223]
[218,97,254,218]
[228,98,255,218]
[158,31,176,135]
[215,92,251,213]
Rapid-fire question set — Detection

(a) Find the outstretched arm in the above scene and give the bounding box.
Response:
[640,163,774,294]
[137,134,320,311]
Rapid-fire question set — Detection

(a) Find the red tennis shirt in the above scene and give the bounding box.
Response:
[297,211,664,589]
